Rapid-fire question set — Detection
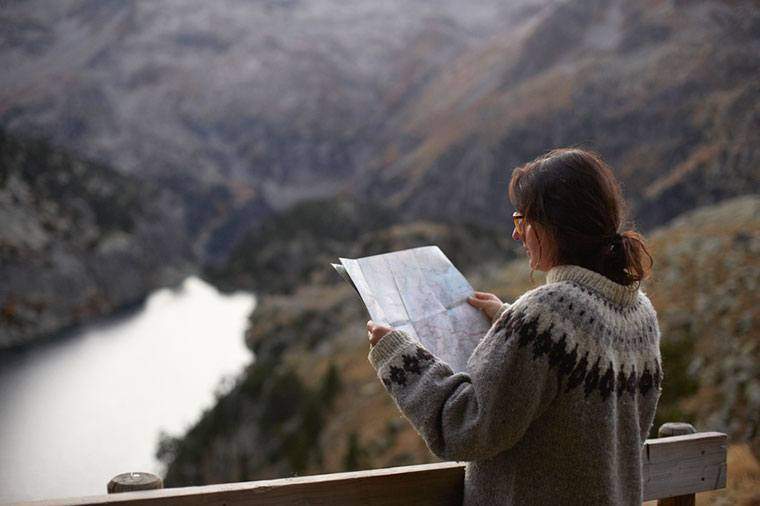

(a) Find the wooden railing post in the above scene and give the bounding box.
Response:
[107,472,163,494]
[656,422,697,506]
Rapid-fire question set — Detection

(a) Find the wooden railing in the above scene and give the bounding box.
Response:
[14,426,727,506]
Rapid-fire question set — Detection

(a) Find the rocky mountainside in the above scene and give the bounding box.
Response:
[646,195,759,449]
[0,0,545,209]
[1,0,539,342]
[2,0,756,263]
[355,0,760,230]
[0,129,194,350]
[203,193,517,294]
[159,196,759,504]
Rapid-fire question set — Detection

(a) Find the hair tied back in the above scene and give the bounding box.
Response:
[604,232,623,254]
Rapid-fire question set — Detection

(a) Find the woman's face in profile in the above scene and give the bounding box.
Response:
[513,219,555,272]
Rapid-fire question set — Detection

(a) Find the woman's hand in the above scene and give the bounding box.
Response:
[467,291,504,322]
[367,320,394,347]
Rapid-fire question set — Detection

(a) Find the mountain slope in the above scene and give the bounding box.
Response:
[203,193,517,294]
[356,0,760,230]
[0,0,551,261]
[0,0,545,197]
[3,0,755,262]
[0,129,193,350]
[646,195,759,445]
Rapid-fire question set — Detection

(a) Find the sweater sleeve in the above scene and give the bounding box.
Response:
[492,302,511,323]
[368,304,558,461]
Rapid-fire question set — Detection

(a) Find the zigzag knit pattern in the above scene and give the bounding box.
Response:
[492,306,661,400]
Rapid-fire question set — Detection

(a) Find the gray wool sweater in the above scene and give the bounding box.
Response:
[368,264,662,505]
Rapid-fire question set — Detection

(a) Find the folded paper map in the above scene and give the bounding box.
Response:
[332,245,490,372]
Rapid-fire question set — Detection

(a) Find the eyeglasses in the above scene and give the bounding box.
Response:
[512,212,525,236]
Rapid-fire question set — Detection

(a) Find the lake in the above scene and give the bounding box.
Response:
[0,276,255,503]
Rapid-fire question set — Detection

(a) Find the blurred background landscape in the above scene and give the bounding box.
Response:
[0,0,758,503]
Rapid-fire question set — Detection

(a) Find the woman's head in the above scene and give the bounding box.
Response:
[508,148,652,286]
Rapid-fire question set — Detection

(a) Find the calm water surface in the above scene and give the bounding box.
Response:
[0,276,255,503]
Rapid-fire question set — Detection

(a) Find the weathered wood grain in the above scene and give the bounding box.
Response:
[14,432,728,506]
[643,432,727,501]
[15,462,465,506]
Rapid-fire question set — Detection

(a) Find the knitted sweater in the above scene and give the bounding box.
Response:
[368,264,662,505]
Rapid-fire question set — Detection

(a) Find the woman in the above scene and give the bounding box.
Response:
[366,148,662,505]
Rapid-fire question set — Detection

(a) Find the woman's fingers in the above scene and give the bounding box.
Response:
[468,297,497,314]
[367,320,388,330]
[468,293,504,322]
[470,293,488,303]
[467,296,487,308]
[473,291,500,301]
[470,292,501,304]
[367,320,393,346]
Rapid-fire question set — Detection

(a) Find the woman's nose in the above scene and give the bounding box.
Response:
[512,227,521,241]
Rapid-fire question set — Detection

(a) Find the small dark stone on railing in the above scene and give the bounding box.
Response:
[107,472,163,493]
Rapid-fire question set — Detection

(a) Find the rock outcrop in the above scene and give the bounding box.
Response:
[0,130,194,350]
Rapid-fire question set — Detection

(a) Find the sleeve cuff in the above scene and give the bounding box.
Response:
[493,302,512,323]
[368,329,418,371]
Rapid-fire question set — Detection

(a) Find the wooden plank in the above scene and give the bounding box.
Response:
[643,432,727,502]
[13,462,466,506]
[645,432,726,463]
[13,433,728,506]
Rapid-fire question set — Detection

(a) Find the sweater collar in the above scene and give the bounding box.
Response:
[546,265,639,307]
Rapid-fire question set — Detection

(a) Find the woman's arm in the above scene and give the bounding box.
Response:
[368,305,558,462]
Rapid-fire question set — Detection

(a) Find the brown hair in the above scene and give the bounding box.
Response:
[508,148,652,286]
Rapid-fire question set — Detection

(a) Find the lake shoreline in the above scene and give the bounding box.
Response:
[0,264,200,357]
[0,275,256,503]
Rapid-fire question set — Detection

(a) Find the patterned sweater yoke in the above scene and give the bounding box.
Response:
[368,264,662,506]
